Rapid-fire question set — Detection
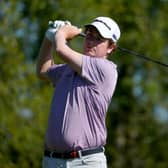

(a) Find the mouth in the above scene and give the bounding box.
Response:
[85,47,92,52]
[84,42,96,56]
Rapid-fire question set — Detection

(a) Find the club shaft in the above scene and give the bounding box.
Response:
[79,33,168,68]
[117,46,168,68]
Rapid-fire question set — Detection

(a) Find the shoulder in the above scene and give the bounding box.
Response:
[82,55,117,73]
[82,55,118,84]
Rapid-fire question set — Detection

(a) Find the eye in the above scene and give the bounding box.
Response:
[85,31,106,42]
[94,35,106,42]
[96,36,104,41]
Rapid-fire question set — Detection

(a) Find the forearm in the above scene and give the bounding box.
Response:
[36,37,54,80]
[55,32,69,61]
[54,25,83,74]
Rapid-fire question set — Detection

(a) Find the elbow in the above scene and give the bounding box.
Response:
[36,67,47,80]
[36,68,43,79]
[36,60,52,80]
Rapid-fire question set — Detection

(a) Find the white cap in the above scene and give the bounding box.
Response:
[85,16,121,42]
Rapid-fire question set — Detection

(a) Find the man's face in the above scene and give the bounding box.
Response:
[83,26,113,58]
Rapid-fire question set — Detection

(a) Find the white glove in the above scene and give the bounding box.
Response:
[45,20,71,42]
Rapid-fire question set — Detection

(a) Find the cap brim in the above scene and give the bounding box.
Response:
[85,23,111,40]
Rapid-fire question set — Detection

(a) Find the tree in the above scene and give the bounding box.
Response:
[0,0,168,167]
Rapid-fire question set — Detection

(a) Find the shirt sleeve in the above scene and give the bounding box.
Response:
[47,64,67,86]
[81,56,118,95]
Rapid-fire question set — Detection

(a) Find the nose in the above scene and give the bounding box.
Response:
[85,37,95,47]
[85,34,97,44]
[85,34,95,42]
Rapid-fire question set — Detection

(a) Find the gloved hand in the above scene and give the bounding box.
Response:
[45,20,71,42]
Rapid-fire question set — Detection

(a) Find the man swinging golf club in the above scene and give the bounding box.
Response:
[36,16,121,168]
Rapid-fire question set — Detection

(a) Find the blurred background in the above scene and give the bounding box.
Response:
[0,0,168,167]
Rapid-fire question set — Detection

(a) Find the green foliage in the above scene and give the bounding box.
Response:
[0,0,168,167]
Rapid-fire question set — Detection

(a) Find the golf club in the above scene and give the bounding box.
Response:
[117,46,168,68]
[79,33,168,68]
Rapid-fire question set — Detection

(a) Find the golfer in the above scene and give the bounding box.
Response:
[36,16,121,168]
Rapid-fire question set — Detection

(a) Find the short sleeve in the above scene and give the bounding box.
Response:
[47,64,67,86]
[81,56,118,86]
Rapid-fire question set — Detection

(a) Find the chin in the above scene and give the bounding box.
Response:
[86,53,95,57]
[84,51,95,57]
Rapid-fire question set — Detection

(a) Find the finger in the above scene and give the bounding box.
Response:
[65,21,71,25]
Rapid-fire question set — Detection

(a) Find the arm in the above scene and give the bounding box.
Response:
[54,25,83,74]
[36,37,54,81]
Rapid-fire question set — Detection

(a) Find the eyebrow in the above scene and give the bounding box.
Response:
[93,19,111,30]
[85,28,101,36]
